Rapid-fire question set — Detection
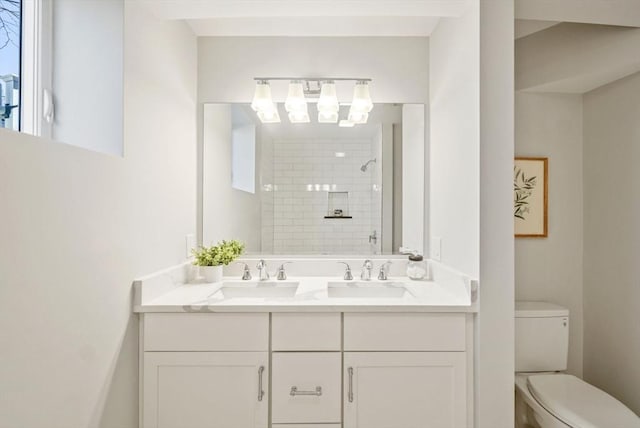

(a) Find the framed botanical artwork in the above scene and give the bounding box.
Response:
[514,157,548,237]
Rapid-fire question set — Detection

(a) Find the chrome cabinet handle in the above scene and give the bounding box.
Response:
[348,367,354,402]
[290,386,322,396]
[258,366,265,401]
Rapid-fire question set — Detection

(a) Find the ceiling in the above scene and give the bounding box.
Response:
[515,0,640,27]
[139,0,470,37]
[514,19,559,39]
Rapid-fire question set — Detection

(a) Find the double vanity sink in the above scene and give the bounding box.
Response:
[139,274,475,312]
[133,260,478,428]
[209,280,413,300]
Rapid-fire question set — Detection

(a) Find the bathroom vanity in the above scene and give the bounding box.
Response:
[134,259,478,428]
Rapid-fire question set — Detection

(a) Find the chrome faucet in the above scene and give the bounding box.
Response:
[256,259,269,281]
[361,259,373,281]
[338,262,354,280]
[276,262,292,280]
[378,261,392,280]
[238,262,252,280]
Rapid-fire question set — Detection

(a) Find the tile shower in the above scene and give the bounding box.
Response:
[261,134,382,254]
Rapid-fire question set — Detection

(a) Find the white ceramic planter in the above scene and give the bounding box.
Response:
[200,265,223,283]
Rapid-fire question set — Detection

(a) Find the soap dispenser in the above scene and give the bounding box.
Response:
[400,247,427,280]
[407,254,427,280]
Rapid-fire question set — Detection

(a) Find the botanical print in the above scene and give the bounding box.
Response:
[514,167,537,220]
[514,157,548,237]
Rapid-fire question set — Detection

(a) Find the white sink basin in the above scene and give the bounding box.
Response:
[211,281,299,299]
[327,281,413,298]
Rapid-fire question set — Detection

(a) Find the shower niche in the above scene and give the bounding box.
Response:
[325,191,352,218]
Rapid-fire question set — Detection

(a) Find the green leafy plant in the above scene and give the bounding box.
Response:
[514,167,537,220]
[192,240,245,267]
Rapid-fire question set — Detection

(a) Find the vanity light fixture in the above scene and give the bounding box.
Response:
[257,107,281,123]
[252,80,281,123]
[347,80,373,124]
[285,81,310,123]
[347,110,368,124]
[339,120,355,128]
[350,80,374,113]
[251,80,274,112]
[252,77,372,125]
[285,81,307,113]
[317,81,339,123]
[288,109,310,124]
[318,110,339,124]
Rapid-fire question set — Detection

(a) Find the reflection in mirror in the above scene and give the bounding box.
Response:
[203,103,424,256]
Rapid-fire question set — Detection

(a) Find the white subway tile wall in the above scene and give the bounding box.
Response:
[261,138,382,254]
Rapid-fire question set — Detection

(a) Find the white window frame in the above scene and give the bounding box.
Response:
[20,0,52,138]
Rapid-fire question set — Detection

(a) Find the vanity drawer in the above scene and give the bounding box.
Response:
[272,352,342,424]
[272,313,341,351]
[344,313,466,351]
[143,313,268,351]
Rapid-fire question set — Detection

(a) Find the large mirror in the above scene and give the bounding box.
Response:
[202,103,424,255]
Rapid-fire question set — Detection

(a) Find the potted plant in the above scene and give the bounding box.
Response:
[192,240,245,283]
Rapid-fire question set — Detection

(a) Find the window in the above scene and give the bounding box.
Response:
[0,0,51,136]
[0,0,21,131]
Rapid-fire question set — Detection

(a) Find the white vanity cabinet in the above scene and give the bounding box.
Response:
[143,352,268,428]
[342,313,468,428]
[140,313,270,428]
[140,312,471,428]
[343,352,467,428]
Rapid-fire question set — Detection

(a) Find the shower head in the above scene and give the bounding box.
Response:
[360,158,377,172]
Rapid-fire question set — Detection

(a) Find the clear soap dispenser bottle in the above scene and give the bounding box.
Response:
[400,247,427,280]
[407,254,427,280]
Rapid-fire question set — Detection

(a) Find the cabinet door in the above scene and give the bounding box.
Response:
[143,352,268,428]
[344,352,467,428]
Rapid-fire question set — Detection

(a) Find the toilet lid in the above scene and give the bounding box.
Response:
[528,374,640,428]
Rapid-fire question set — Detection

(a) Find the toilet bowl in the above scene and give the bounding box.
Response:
[515,301,640,428]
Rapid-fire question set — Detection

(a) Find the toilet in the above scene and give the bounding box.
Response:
[515,301,640,428]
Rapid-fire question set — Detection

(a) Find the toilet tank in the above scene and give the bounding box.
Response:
[515,301,569,372]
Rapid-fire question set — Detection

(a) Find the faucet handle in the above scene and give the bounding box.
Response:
[378,260,392,280]
[276,262,292,280]
[256,259,269,280]
[338,262,353,280]
[237,262,252,280]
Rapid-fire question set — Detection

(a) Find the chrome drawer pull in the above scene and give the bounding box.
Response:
[258,366,265,401]
[348,367,354,402]
[290,386,322,396]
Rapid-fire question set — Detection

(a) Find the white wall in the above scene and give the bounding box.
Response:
[429,4,479,277]
[198,37,429,104]
[515,92,584,376]
[53,0,124,156]
[0,2,197,427]
[583,71,640,414]
[478,1,515,427]
[431,3,516,427]
[202,104,262,250]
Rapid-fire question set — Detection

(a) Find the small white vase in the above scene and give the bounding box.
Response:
[200,265,223,283]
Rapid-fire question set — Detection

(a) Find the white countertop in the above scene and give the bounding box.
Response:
[134,275,477,313]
